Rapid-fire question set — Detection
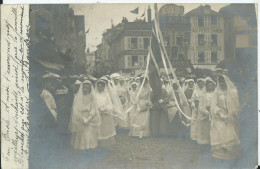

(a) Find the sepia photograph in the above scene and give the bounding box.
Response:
[1,2,258,169]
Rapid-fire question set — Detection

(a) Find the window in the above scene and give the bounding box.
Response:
[138,55,144,66]
[138,37,143,49]
[164,36,170,46]
[198,34,205,46]
[171,46,178,58]
[132,56,138,67]
[211,34,218,46]
[131,38,138,49]
[125,55,132,68]
[211,16,217,25]
[178,53,184,59]
[211,52,218,63]
[176,36,183,46]
[198,52,205,63]
[198,16,204,27]
[143,38,150,49]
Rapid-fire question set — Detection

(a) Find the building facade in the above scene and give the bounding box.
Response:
[159,4,191,68]
[112,21,152,72]
[86,51,95,75]
[74,15,87,71]
[95,18,153,74]
[30,4,86,74]
[186,5,225,70]
[96,4,240,75]
[219,4,257,65]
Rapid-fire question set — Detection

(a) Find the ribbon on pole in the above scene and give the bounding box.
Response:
[153,4,194,125]
[125,48,151,114]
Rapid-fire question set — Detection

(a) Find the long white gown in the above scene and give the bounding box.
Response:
[129,83,152,138]
[69,82,101,150]
[210,75,241,160]
[190,86,205,141]
[95,82,116,140]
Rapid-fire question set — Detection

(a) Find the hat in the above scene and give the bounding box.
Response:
[205,77,216,85]
[110,73,120,79]
[42,72,60,78]
[214,68,228,75]
[75,80,82,85]
[185,79,195,83]
[100,76,109,82]
[82,80,92,84]
[197,78,205,83]
[179,77,185,82]
[131,82,138,86]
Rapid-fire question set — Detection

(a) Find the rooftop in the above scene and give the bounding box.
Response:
[186,5,219,17]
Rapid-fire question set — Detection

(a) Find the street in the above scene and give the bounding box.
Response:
[29,128,253,169]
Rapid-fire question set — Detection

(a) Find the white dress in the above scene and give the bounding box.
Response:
[190,87,205,141]
[69,84,100,150]
[129,86,151,137]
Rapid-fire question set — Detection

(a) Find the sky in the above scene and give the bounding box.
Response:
[70,3,229,52]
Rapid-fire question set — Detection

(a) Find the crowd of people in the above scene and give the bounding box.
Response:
[40,70,241,160]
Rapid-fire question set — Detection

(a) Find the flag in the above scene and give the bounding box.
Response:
[148,6,163,104]
[130,7,139,14]
[85,28,90,34]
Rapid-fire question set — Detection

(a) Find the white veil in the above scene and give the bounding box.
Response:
[69,80,100,132]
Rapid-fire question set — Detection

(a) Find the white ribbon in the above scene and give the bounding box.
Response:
[153,9,194,125]
[126,48,151,114]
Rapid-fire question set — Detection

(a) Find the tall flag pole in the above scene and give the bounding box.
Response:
[152,3,193,125]
[149,3,163,105]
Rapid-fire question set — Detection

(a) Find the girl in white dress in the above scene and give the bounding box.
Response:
[210,75,241,160]
[95,79,116,145]
[69,80,101,150]
[190,78,206,141]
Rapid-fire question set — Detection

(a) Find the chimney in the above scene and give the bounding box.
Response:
[148,6,151,23]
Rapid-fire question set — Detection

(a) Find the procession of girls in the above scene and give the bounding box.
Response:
[41,72,241,160]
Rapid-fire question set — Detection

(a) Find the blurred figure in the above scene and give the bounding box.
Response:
[179,77,186,90]
[40,79,57,127]
[135,77,141,85]
[184,79,195,107]
[210,75,241,160]
[190,78,205,141]
[130,76,152,138]
[103,76,127,129]
[110,73,120,88]
[128,82,139,131]
[117,77,130,129]
[159,85,178,136]
[159,81,191,138]
[55,77,70,135]
[69,80,101,150]
[196,77,215,145]
[95,79,116,146]
[71,80,81,96]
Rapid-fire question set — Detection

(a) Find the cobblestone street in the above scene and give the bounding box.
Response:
[30,129,254,169]
[88,132,204,169]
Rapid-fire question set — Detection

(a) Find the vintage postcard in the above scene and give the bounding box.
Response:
[1,2,258,169]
